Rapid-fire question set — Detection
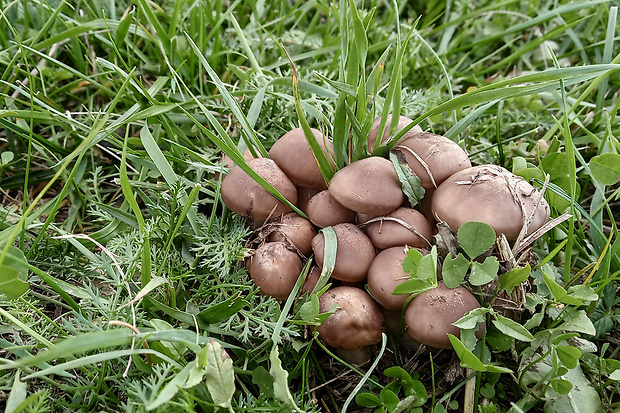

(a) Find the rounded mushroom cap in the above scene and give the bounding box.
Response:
[367,246,414,311]
[431,165,551,241]
[221,158,298,220]
[266,212,317,257]
[328,157,404,215]
[367,115,422,152]
[405,282,483,349]
[269,127,334,190]
[249,242,302,300]
[307,190,355,228]
[365,207,433,249]
[295,186,321,214]
[396,132,471,189]
[317,286,385,350]
[312,223,376,282]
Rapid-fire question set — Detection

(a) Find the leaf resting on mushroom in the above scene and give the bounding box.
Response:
[389,151,425,208]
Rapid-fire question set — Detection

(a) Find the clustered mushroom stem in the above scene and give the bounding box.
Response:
[394,145,438,188]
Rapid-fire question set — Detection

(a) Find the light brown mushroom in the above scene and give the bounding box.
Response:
[404,282,484,349]
[269,127,334,190]
[431,164,551,241]
[367,246,416,311]
[396,132,471,189]
[312,223,376,282]
[266,212,317,257]
[306,190,355,228]
[365,207,432,249]
[317,286,385,350]
[221,158,298,220]
[249,242,302,301]
[328,157,404,215]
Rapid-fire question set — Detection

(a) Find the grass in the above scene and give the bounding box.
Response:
[0,0,619,412]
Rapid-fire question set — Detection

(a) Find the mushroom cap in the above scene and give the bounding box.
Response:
[367,246,413,311]
[312,223,376,282]
[328,157,404,215]
[396,132,471,189]
[266,212,317,257]
[301,266,322,294]
[269,127,334,190]
[317,286,385,350]
[365,207,433,249]
[307,190,355,228]
[404,282,483,349]
[431,165,551,241]
[221,158,298,220]
[367,115,422,151]
[295,186,321,214]
[249,242,302,300]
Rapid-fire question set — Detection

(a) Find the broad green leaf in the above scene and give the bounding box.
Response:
[457,222,496,258]
[589,153,620,185]
[542,269,583,305]
[384,366,414,382]
[470,257,499,286]
[3,246,29,280]
[555,345,581,369]
[452,308,489,330]
[551,378,573,395]
[492,315,534,342]
[270,346,301,410]
[559,311,596,336]
[5,370,26,413]
[392,279,435,296]
[205,340,235,409]
[115,8,134,46]
[390,151,425,208]
[442,254,469,288]
[355,392,382,407]
[567,285,598,302]
[252,366,275,399]
[198,295,248,324]
[498,264,531,294]
[380,388,400,412]
[609,369,620,380]
[448,334,486,371]
[416,252,437,282]
[0,265,29,299]
[402,247,424,275]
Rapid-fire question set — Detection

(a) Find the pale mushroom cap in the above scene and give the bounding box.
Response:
[317,286,385,350]
[249,242,302,301]
[367,247,412,311]
[312,223,376,282]
[405,282,483,349]
[267,212,317,257]
[365,207,433,249]
[431,165,551,241]
[307,190,355,228]
[221,158,298,220]
[367,115,422,151]
[396,132,471,189]
[328,157,404,215]
[269,127,334,190]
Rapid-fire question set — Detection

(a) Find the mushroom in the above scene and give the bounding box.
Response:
[367,115,422,152]
[248,241,302,301]
[306,190,355,228]
[295,186,321,214]
[301,266,322,294]
[431,164,551,241]
[221,158,298,220]
[269,127,335,190]
[404,282,484,349]
[266,212,317,257]
[367,246,420,311]
[312,223,376,282]
[364,207,432,249]
[328,156,404,215]
[396,132,471,189]
[317,286,385,350]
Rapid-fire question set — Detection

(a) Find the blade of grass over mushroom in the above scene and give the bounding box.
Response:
[271,260,312,345]
[311,226,338,296]
[281,44,335,183]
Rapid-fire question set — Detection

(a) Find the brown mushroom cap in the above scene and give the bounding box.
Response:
[249,241,302,300]
[269,127,334,190]
[328,157,404,215]
[365,207,433,249]
[312,223,376,282]
[296,186,321,214]
[431,164,551,241]
[301,266,322,294]
[367,246,414,311]
[404,282,483,349]
[396,132,471,189]
[317,286,385,350]
[307,190,355,228]
[367,115,423,152]
[221,158,298,220]
[266,212,317,256]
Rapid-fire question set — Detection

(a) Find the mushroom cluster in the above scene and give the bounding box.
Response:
[220,116,551,353]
